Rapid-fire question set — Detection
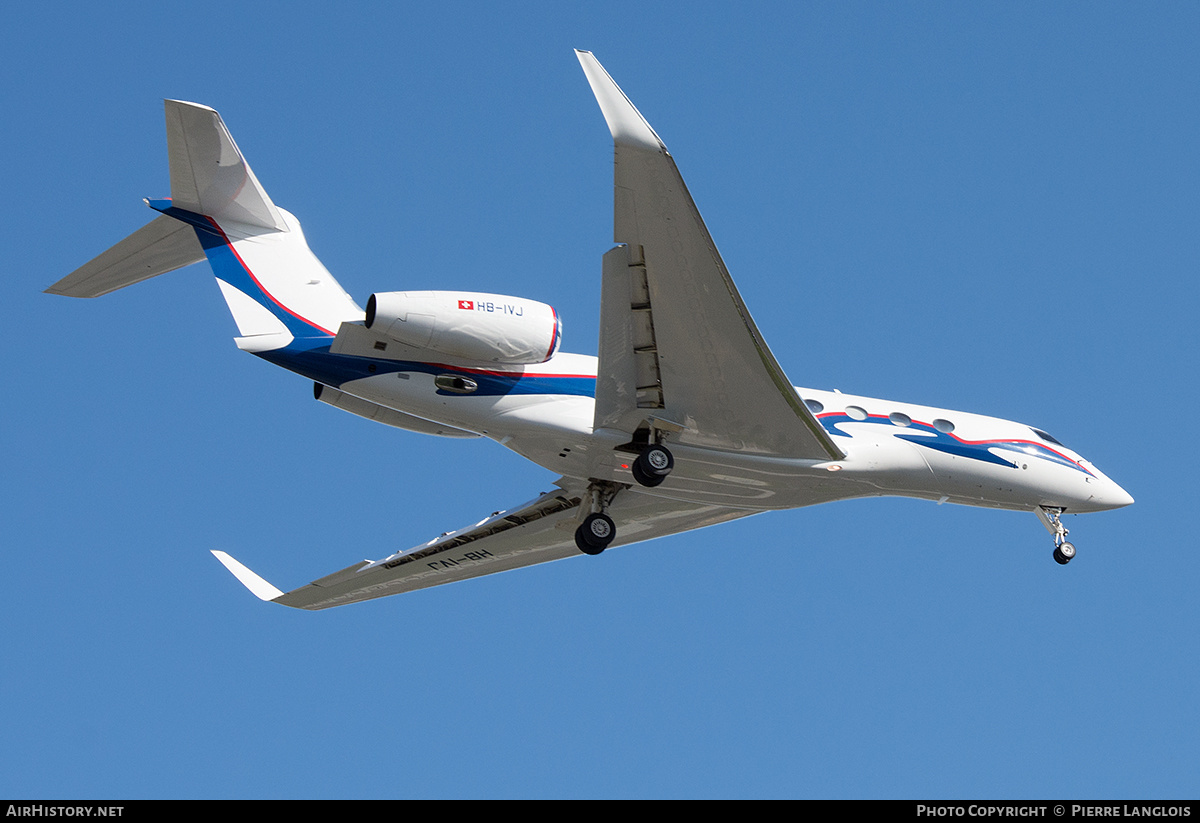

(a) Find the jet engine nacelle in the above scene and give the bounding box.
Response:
[365,290,562,364]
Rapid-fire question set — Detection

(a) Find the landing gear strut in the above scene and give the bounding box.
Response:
[575,480,625,555]
[1036,507,1076,565]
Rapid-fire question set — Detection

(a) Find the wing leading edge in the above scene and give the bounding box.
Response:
[214,481,752,609]
[577,50,843,461]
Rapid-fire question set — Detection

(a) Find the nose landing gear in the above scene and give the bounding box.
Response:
[1037,507,1076,565]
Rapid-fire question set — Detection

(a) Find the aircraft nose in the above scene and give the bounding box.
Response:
[1087,475,1134,511]
[1076,460,1134,511]
[1106,481,1135,509]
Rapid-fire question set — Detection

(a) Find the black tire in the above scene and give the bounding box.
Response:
[1053,542,1076,565]
[633,445,674,487]
[631,459,665,487]
[576,512,616,555]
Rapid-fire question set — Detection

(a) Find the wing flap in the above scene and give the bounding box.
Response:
[577,50,843,461]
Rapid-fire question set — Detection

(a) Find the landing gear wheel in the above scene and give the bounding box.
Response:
[575,512,616,555]
[632,445,674,488]
[631,460,664,487]
[1038,508,1077,566]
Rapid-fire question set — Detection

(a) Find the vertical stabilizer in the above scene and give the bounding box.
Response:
[164,100,288,232]
[48,100,364,349]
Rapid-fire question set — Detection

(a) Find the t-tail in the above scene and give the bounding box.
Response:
[46,100,363,354]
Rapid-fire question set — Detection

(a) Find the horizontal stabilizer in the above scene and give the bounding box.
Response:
[45,214,205,298]
[165,100,287,231]
[211,550,284,601]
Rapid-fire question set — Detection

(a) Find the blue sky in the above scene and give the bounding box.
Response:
[4,2,1198,799]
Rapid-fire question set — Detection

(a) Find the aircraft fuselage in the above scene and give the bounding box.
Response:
[282,345,1132,516]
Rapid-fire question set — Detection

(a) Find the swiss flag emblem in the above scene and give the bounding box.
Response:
[458,299,474,310]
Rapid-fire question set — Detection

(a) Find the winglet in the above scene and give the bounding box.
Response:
[211,550,285,601]
[574,50,666,152]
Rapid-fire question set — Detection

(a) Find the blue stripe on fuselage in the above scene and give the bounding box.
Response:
[258,339,596,399]
[816,413,1091,475]
[148,201,330,338]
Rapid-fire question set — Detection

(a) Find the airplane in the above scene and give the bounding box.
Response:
[46,51,1133,610]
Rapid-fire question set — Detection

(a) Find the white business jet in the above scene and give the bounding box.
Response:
[47,52,1133,609]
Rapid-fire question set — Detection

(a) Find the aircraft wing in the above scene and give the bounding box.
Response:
[577,51,843,461]
[213,479,752,609]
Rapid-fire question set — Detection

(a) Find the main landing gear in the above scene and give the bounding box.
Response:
[576,512,615,555]
[631,443,674,488]
[575,480,625,555]
[1036,507,1076,565]
[576,429,677,554]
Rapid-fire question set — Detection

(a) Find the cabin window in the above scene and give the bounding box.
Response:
[933,418,955,434]
[435,374,478,394]
[889,412,912,427]
[804,399,824,414]
[845,405,868,421]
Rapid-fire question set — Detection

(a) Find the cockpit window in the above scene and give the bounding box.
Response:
[1031,428,1064,446]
